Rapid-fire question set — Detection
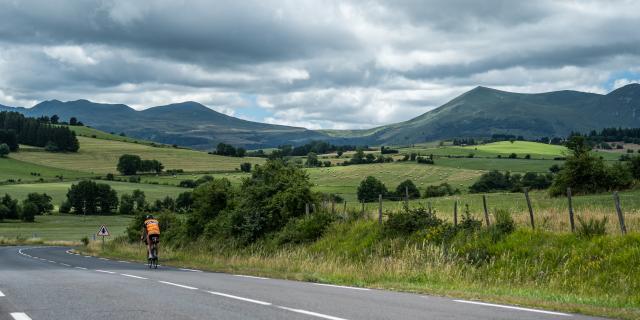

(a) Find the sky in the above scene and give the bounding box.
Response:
[0,0,639,130]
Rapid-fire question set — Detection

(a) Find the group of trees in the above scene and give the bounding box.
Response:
[214,143,246,157]
[344,149,393,166]
[469,171,553,193]
[0,111,79,152]
[305,153,332,167]
[356,177,450,202]
[586,127,640,145]
[276,141,362,157]
[0,193,52,222]
[117,155,164,175]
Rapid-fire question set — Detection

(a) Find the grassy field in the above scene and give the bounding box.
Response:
[10,136,266,174]
[0,157,90,183]
[434,157,563,173]
[0,214,131,241]
[468,141,568,156]
[0,180,187,205]
[69,125,158,146]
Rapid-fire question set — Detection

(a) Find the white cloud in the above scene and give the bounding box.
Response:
[613,78,640,90]
[43,46,98,66]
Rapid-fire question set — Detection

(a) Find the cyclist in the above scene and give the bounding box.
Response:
[141,215,160,259]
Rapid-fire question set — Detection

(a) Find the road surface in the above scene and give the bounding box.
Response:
[0,246,604,320]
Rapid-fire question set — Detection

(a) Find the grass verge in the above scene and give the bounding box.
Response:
[84,223,639,319]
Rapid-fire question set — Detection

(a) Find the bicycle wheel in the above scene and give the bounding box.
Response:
[152,246,158,269]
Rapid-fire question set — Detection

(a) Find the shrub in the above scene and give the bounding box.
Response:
[491,209,515,240]
[24,193,53,215]
[21,201,38,222]
[384,206,442,236]
[105,173,115,181]
[424,183,459,198]
[1,194,19,219]
[274,212,336,245]
[0,143,9,157]
[395,180,420,199]
[128,176,140,183]
[81,236,89,246]
[576,216,607,239]
[179,180,197,188]
[59,200,71,214]
[357,176,388,202]
[240,162,252,172]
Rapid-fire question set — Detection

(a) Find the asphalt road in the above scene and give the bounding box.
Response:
[0,246,604,320]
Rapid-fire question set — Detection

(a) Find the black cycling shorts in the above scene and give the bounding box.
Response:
[149,234,160,244]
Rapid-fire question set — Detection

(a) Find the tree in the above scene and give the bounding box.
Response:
[50,114,59,124]
[240,162,252,172]
[66,180,118,214]
[0,204,8,221]
[119,194,135,215]
[306,152,320,167]
[24,193,53,215]
[131,189,147,210]
[176,191,193,212]
[336,150,343,158]
[357,176,388,202]
[21,201,38,222]
[117,154,142,175]
[0,143,9,157]
[1,194,19,219]
[69,117,78,126]
[395,180,420,199]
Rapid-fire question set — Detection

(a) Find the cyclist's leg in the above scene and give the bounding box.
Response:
[146,234,153,259]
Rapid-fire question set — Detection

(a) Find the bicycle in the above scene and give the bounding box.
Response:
[147,238,158,269]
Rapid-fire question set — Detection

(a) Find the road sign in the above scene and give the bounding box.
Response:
[97,225,110,237]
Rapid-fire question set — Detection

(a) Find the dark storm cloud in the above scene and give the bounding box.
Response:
[0,0,638,128]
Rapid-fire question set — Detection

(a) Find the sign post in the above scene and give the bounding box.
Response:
[97,225,110,250]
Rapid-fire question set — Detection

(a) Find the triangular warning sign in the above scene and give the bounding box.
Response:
[97,225,110,236]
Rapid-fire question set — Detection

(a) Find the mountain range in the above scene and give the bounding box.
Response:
[2,84,639,149]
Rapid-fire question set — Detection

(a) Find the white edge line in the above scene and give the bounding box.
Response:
[234,274,268,280]
[453,300,572,317]
[75,267,87,270]
[180,268,202,272]
[158,281,198,290]
[314,283,370,291]
[10,312,33,320]
[118,260,130,263]
[59,263,71,267]
[95,269,116,274]
[0,290,5,297]
[277,306,348,320]
[120,273,148,280]
[207,291,272,306]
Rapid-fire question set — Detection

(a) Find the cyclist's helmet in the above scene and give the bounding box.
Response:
[145,214,154,220]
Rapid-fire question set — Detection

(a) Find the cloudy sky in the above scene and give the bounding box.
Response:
[0,0,639,129]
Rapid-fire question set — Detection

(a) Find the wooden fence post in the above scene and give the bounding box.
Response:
[312,204,316,214]
[482,195,490,227]
[343,201,347,216]
[361,201,365,217]
[567,187,575,232]
[404,186,409,208]
[331,199,335,214]
[613,192,627,234]
[523,188,535,229]
[378,194,383,225]
[305,203,309,216]
[453,200,458,227]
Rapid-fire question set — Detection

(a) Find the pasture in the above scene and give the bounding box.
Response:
[0,180,187,205]
[0,214,131,241]
[10,136,266,174]
[0,157,90,183]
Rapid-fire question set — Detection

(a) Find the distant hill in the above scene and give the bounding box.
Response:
[2,83,639,149]
[324,83,640,145]
[13,100,332,150]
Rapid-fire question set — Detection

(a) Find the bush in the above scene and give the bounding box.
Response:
[0,143,9,157]
[179,180,197,188]
[576,216,607,239]
[21,201,38,222]
[491,209,515,240]
[81,236,89,246]
[240,162,252,172]
[128,176,141,183]
[384,206,443,236]
[424,183,459,198]
[357,176,388,202]
[24,193,53,215]
[395,180,420,199]
[1,194,19,219]
[59,200,71,214]
[106,173,115,181]
[274,212,336,245]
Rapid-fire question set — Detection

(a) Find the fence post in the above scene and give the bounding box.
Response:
[453,200,458,227]
[331,199,335,214]
[523,188,535,229]
[404,186,409,208]
[305,203,309,216]
[361,201,365,217]
[378,194,383,225]
[343,201,347,216]
[567,187,575,232]
[482,195,490,227]
[613,191,627,234]
[312,204,317,214]
[428,202,432,214]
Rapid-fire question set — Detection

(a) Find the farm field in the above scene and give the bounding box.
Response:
[0,157,90,183]
[0,214,131,241]
[10,136,266,174]
[0,180,187,205]
[68,125,159,146]
[434,157,563,173]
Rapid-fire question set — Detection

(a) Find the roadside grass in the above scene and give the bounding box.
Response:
[0,157,90,183]
[10,136,266,174]
[0,214,131,241]
[87,226,640,320]
[0,180,188,205]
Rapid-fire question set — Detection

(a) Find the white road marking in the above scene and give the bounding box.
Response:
[277,306,349,320]
[99,258,109,261]
[0,290,5,297]
[158,281,198,290]
[75,267,87,270]
[59,263,71,267]
[234,274,268,280]
[95,270,116,274]
[118,260,130,263]
[314,283,370,291]
[84,256,92,258]
[453,300,572,317]
[120,274,147,280]
[10,313,32,320]
[179,268,202,272]
[207,291,272,306]
[47,260,56,263]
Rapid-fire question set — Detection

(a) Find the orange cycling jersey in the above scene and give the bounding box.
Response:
[144,219,161,235]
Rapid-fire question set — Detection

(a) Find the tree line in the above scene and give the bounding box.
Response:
[0,193,53,222]
[0,111,79,152]
[117,154,164,175]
